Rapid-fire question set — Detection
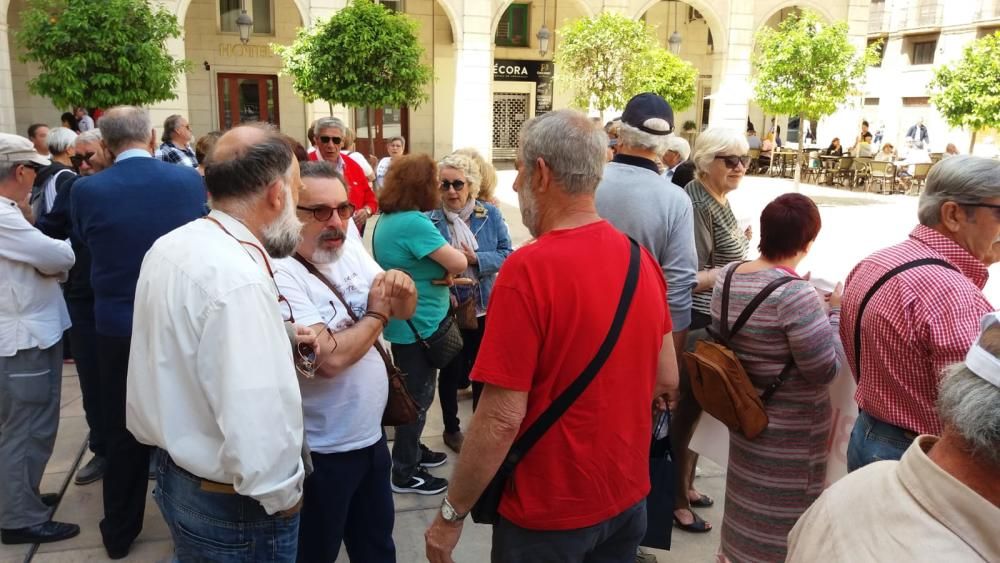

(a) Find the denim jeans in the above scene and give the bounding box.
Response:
[492,500,647,563]
[390,341,438,483]
[153,451,300,562]
[846,410,918,472]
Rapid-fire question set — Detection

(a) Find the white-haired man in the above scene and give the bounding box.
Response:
[127,126,314,562]
[0,134,79,545]
[789,312,1000,562]
[662,135,694,188]
[425,109,679,562]
[840,155,998,472]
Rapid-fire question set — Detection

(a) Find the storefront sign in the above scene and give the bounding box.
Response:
[219,43,275,58]
[494,59,556,115]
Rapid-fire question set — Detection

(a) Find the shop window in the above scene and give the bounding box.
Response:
[495,4,530,47]
[910,39,937,65]
[220,0,273,35]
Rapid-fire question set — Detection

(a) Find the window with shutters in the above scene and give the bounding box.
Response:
[495,4,530,47]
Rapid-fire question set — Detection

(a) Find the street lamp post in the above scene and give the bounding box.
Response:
[668,0,682,55]
[237,3,253,45]
[537,0,551,57]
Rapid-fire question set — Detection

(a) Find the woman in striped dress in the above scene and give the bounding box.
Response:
[672,128,753,533]
[710,194,843,562]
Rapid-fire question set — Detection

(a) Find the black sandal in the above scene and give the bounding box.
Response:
[673,511,712,533]
[689,493,714,508]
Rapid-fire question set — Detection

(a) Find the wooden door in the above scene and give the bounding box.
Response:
[217,74,280,129]
[352,107,409,158]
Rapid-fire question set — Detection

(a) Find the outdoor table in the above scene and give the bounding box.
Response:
[818,155,843,185]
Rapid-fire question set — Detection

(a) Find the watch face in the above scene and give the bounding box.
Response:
[441,499,460,522]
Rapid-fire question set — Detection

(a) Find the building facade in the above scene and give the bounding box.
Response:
[1,0,871,160]
[863,0,1000,155]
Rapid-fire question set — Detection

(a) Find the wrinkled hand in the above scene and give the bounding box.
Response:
[380,269,417,318]
[460,243,478,265]
[293,324,319,356]
[828,282,844,309]
[425,514,463,563]
[655,390,679,413]
[366,275,392,318]
[353,208,371,230]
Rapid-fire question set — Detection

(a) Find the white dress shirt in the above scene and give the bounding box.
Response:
[0,195,74,357]
[126,210,304,515]
[274,238,388,454]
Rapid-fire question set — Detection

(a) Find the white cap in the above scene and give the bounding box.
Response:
[964,312,1000,388]
[0,133,51,166]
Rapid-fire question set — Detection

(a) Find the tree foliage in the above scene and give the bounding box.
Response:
[274,0,431,111]
[752,9,877,121]
[16,0,187,109]
[930,31,1000,151]
[555,12,698,113]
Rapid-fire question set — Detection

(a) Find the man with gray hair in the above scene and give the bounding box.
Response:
[70,105,206,559]
[312,117,378,233]
[425,109,679,562]
[789,312,1000,562]
[154,114,196,168]
[840,155,998,472]
[126,125,312,562]
[662,135,695,188]
[35,128,111,487]
[0,134,79,546]
[31,127,77,217]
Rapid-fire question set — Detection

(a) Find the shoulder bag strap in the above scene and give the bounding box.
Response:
[497,237,642,470]
[853,258,958,382]
[292,253,396,370]
[370,215,429,346]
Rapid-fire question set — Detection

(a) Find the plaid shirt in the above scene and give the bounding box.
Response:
[839,225,992,435]
[155,142,198,168]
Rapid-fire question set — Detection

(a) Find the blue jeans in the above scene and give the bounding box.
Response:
[153,451,300,562]
[846,410,918,472]
[297,436,395,562]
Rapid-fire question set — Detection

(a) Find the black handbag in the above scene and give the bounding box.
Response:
[471,238,642,524]
[408,316,464,369]
[640,411,675,550]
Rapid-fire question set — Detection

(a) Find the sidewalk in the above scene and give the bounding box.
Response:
[0,366,726,563]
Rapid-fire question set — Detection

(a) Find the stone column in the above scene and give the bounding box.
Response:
[711,1,754,131]
[0,21,16,134]
[451,0,491,158]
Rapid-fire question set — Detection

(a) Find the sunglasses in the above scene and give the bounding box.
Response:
[715,155,752,170]
[70,152,95,167]
[291,301,339,379]
[440,180,466,191]
[297,202,355,222]
[22,162,43,172]
[318,136,342,145]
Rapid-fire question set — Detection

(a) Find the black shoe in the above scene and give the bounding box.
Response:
[419,443,447,468]
[75,455,107,485]
[391,468,448,495]
[39,493,60,507]
[1,521,80,545]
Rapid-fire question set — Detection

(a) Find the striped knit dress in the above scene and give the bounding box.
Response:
[710,263,842,563]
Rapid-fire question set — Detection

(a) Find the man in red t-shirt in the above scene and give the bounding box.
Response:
[425,110,679,563]
[312,117,378,234]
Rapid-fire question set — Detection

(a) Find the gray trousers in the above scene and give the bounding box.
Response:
[0,342,63,529]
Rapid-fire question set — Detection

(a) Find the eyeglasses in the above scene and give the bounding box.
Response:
[440,180,466,191]
[21,162,43,172]
[70,152,95,167]
[297,202,355,222]
[292,301,339,379]
[318,136,342,145]
[966,203,1000,220]
[714,155,752,170]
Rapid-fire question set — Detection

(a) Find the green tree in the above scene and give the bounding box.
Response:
[752,9,878,183]
[16,0,187,109]
[274,0,431,152]
[930,31,1000,154]
[555,12,698,116]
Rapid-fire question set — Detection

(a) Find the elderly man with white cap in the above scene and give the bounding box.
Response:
[788,312,1000,562]
[0,134,79,545]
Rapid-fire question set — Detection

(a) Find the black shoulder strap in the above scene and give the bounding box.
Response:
[496,237,642,472]
[719,263,796,344]
[853,258,958,381]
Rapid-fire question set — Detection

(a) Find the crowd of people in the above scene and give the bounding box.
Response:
[0,91,997,563]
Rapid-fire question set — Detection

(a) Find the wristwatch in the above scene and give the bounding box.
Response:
[440,497,468,523]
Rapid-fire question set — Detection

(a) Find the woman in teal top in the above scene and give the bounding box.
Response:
[371,154,467,495]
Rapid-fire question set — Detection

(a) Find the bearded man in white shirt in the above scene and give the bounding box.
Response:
[274,160,416,561]
[0,134,79,546]
[126,126,315,562]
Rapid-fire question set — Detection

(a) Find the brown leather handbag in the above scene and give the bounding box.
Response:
[292,254,419,426]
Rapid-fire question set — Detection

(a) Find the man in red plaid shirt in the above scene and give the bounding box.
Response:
[840,155,999,471]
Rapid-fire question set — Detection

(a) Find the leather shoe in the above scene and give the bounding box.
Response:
[39,493,60,507]
[443,431,464,454]
[1,521,80,545]
[75,455,107,485]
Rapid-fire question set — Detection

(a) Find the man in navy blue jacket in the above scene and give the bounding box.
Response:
[70,106,206,560]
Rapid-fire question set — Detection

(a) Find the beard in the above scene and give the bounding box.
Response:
[262,186,303,258]
[517,171,540,237]
[311,228,347,264]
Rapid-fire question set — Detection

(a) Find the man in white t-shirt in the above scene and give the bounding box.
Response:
[274,160,416,562]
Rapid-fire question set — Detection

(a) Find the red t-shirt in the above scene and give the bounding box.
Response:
[471,220,671,531]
